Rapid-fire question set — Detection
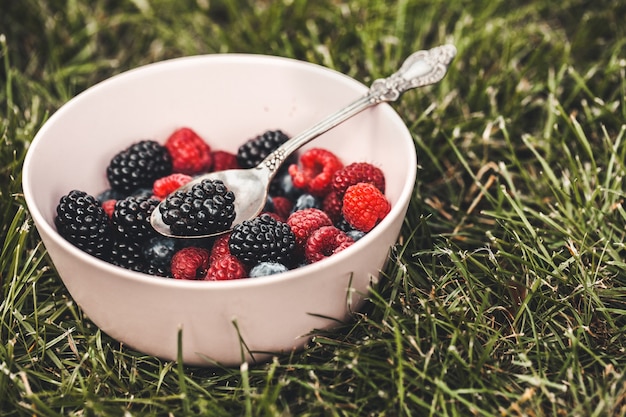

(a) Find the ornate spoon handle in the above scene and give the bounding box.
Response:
[260,44,457,174]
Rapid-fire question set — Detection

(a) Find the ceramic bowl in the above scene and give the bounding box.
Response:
[22,54,417,366]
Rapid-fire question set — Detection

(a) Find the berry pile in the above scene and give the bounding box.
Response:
[54,127,391,280]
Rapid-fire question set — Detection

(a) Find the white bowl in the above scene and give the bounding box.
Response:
[22,54,417,366]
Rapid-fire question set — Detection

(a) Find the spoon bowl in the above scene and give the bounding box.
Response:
[151,44,457,238]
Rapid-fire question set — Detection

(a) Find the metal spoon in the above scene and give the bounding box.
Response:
[151,44,457,238]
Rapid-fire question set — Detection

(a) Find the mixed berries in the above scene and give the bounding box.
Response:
[54,127,392,280]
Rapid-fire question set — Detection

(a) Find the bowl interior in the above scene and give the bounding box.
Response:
[22,54,418,365]
[24,54,415,236]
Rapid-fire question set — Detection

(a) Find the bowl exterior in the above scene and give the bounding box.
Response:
[23,54,417,366]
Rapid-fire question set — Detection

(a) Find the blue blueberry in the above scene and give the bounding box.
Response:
[291,193,321,213]
[249,262,289,278]
[142,236,177,269]
[346,230,366,241]
[96,188,125,203]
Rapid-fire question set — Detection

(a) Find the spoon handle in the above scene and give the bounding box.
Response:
[259,44,457,174]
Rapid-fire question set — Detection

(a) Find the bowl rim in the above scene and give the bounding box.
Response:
[22,53,418,290]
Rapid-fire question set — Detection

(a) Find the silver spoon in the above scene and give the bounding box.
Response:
[151,44,457,238]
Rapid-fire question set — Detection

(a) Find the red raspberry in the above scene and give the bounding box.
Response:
[288,148,343,197]
[304,226,354,263]
[332,162,385,195]
[165,127,213,175]
[170,246,210,280]
[209,233,231,264]
[271,196,293,221]
[206,254,247,281]
[152,173,192,200]
[342,182,390,232]
[322,191,343,223]
[101,199,117,218]
[287,208,332,247]
[211,150,240,172]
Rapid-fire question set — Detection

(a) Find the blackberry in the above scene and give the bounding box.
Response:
[236,130,289,168]
[107,140,172,194]
[108,238,146,273]
[111,195,160,242]
[54,190,111,259]
[229,214,296,267]
[159,179,236,236]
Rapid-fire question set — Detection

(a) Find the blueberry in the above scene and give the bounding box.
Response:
[291,193,321,213]
[142,236,177,269]
[249,262,289,278]
[96,188,125,203]
[132,187,155,199]
[270,168,302,200]
[263,196,274,212]
[346,230,366,241]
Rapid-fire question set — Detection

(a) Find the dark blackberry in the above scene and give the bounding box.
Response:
[54,190,111,259]
[108,238,146,273]
[236,130,289,168]
[159,179,236,236]
[111,195,160,242]
[228,214,296,267]
[107,140,172,194]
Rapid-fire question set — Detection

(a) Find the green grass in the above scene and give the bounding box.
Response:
[2,0,626,415]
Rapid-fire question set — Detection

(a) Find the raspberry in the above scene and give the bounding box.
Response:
[304,226,354,264]
[152,173,193,200]
[101,199,117,218]
[165,127,213,175]
[342,182,390,232]
[322,191,343,223]
[209,233,231,264]
[159,179,236,236]
[288,148,343,197]
[171,246,210,280]
[107,140,172,194]
[211,150,240,172]
[111,195,160,242]
[287,208,332,248]
[332,162,385,196]
[54,190,111,259]
[206,254,247,281]
[229,214,296,267]
[249,262,288,278]
[270,196,293,221]
[237,130,289,168]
